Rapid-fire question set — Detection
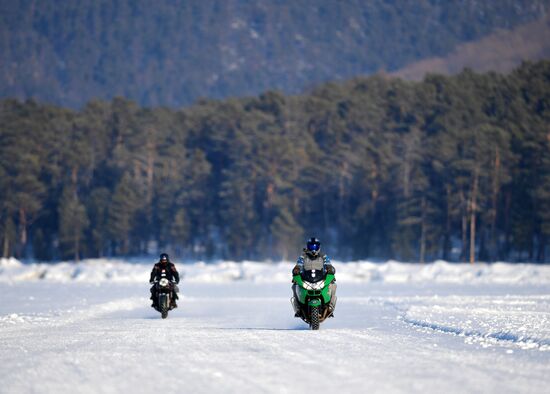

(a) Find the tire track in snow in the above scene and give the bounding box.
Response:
[390,295,550,351]
[401,316,550,351]
[0,296,144,331]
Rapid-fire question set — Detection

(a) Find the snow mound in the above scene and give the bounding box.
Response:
[1,258,549,285]
[337,260,550,284]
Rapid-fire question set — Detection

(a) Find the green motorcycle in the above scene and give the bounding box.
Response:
[292,268,336,330]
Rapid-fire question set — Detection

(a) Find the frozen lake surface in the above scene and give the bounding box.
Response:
[0,259,549,393]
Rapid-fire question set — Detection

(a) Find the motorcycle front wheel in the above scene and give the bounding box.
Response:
[310,306,320,330]
[159,294,169,319]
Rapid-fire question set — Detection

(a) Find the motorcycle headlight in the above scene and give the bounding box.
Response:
[159,278,170,287]
[313,281,325,290]
[302,281,325,290]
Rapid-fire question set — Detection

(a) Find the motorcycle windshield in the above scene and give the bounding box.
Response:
[301,269,325,283]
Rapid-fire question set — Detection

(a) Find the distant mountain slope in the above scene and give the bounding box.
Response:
[393,15,550,79]
[1,0,549,107]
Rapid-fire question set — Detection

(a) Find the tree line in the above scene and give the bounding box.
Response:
[1,61,549,263]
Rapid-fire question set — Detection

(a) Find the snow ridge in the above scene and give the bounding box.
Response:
[403,316,550,351]
[1,258,549,285]
[399,295,550,351]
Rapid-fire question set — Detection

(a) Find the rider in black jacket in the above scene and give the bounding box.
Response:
[149,253,180,309]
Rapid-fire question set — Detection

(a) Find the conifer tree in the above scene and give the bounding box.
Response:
[58,187,89,261]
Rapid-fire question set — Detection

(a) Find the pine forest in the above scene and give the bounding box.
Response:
[1,62,549,263]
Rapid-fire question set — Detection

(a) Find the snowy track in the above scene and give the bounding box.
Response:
[1,261,549,393]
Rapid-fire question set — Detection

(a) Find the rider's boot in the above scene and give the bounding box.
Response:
[291,296,301,317]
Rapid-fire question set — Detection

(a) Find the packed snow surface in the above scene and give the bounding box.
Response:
[0,258,549,393]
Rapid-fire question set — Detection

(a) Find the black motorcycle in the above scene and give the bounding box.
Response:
[153,278,176,319]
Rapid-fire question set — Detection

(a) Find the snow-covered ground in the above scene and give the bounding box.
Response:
[0,258,549,393]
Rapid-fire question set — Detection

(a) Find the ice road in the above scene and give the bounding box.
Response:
[0,259,549,393]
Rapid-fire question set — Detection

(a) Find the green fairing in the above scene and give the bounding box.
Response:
[293,274,335,304]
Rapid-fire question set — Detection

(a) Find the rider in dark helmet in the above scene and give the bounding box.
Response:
[305,238,322,258]
[291,237,337,316]
[149,253,180,309]
[293,238,334,272]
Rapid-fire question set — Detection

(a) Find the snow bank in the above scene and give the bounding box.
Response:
[1,258,549,285]
[338,260,550,284]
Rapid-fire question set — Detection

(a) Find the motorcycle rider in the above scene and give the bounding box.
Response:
[149,253,180,309]
[291,237,337,317]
